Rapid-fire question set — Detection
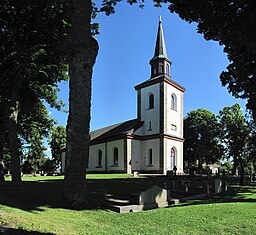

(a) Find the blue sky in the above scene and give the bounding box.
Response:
[50,2,246,131]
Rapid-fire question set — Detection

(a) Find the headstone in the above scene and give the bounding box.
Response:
[133,171,139,177]
[213,178,222,194]
[182,180,189,192]
[222,180,228,191]
[130,185,170,209]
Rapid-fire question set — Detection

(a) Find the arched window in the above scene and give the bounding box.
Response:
[171,93,177,110]
[170,147,176,170]
[98,150,102,166]
[149,148,153,165]
[148,93,154,109]
[113,147,118,165]
[166,64,170,76]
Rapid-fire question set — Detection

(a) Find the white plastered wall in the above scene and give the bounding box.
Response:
[142,139,160,171]
[106,140,125,171]
[130,138,161,172]
[131,139,142,171]
[164,82,184,138]
[140,83,160,136]
[87,143,105,172]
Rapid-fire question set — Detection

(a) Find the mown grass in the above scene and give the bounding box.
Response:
[0,175,256,235]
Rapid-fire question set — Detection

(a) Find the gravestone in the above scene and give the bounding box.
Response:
[213,178,222,194]
[133,171,139,177]
[130,185,170,209]
[204,182,210,196]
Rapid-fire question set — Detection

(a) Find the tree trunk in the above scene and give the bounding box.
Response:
[240,163,245,186]
[197,158,203,174]
[0,127,6,182]
[64,0,98,208]
[8,78,21,183]
[232,157,239,176]
[0,145,4,182]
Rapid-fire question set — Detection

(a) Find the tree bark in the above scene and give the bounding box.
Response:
[240,163,245,186]
[64,0,98,208]
[0,126,6,182]
[8,78,21,183]
[232,157,238,176]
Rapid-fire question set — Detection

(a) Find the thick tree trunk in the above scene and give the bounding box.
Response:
[232,157,238,175]
[64,0,98,208]
[8,78,21,183]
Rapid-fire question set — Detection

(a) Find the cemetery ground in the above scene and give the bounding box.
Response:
[0,174,256,235]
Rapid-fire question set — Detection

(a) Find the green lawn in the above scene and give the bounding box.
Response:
[0,175,256,235]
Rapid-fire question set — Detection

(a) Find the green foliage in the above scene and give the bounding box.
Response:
[184,109,224,172]
[166,0,256,121]
[49,126,66,168]
[0,0,69,180]
[219,104,251,169]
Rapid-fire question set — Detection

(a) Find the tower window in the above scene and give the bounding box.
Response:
[171,93,177,110]
[97,150,102,167]
[148,93,154,109]
[171,124,177,131]
[159,62,164,73]
[148,148,153,166]
[113,147,118,165]
[148,121,152,131]
[166,64,170,76]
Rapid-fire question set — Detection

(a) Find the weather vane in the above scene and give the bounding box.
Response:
[159,15,162,23]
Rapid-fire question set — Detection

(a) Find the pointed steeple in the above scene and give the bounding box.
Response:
[154,16,168,59]
[150,17,172,79]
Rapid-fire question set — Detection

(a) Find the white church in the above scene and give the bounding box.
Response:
[62,18,185,175]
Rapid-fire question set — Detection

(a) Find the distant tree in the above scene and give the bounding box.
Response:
[0,0,69,183]
[166,0,256,121]
[50,126,66,169]
[184,109,224,173]
[42,159,56,175]
[219,103,251,185]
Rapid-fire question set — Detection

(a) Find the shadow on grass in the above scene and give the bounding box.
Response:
[0,176,167,212]
[173,184,256,208]
[0,177,255,212]
[0,226,54,234]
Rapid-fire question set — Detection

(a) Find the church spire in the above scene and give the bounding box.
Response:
[150,17,172,79]
[154,16,168,59]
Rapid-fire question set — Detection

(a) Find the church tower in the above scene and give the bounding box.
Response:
[134,17,185,174]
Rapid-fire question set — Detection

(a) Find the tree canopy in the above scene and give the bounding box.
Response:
[219,103,251,178]
[184,109,224,173]
[0,0,69,182]
[166,0,256,120]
